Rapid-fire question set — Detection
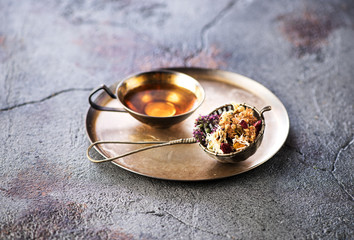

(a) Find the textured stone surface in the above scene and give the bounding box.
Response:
[0,0,353,239]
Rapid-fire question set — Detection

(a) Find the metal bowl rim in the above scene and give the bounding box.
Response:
[115,69,206,119]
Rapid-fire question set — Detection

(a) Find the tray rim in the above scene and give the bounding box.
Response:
[85,67,290,181]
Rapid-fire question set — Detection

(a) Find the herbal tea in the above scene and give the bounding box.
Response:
[123,84,198,117]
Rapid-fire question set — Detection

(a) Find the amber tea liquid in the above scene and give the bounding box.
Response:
[123,84,198,117]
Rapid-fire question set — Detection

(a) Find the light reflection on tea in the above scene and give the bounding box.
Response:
[123,84,198,117]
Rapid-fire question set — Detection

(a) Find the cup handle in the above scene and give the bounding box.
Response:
[88,84,126,112]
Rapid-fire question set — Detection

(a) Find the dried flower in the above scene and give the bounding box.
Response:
[239,120,248,129]
[254,120,262,134]
[193,114,219,145]
[220,143,232,154]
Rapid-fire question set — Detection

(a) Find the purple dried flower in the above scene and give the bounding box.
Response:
[193,114,220,145]
[193,128,206,145]
[220,143,232,154]
[239,120,248,129]
[254,120,262,134]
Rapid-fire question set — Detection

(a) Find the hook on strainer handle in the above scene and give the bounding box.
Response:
[260,106,272,118]
[87,138,197,163]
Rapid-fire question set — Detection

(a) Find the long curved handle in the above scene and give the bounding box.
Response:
[87,138,197,163]
[88,84,126,112]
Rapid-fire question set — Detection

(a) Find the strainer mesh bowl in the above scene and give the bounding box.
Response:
[199,103,269,163]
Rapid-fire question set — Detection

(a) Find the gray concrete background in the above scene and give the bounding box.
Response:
[0,0,353,239]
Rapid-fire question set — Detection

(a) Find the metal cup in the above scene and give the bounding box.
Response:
[89,70,205,128]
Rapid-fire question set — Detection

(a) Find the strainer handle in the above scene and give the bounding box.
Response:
[87,138,197,163]
[260,106,272,118]
[88,84,127,112]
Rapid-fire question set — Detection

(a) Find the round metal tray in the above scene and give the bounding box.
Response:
[85,67,289,181]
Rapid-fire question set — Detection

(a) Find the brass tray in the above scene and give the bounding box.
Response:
[85,67,289,181]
